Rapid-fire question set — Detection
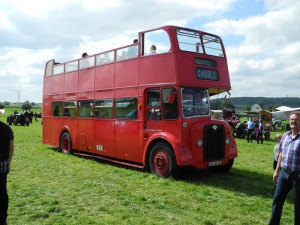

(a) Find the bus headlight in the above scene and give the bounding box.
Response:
[197,139,203,148]
[225,136,230,145]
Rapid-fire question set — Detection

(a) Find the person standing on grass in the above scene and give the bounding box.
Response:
[269,111,300,225]
[0,121,14,225]
[273,134,282,170]
[257,119,264,144]
[246,117,255,143]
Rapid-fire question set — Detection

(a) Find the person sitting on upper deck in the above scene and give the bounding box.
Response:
[80,52,90,68]
[150,45,157,54]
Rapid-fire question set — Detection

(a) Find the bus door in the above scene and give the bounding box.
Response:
[144,88,180,134]
[114,97,140,163]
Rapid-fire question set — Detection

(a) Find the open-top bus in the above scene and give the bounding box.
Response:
[43,25,237,177]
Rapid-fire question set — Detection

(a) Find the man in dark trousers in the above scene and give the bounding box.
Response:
[0,121,14,225]
[269,111,300,225]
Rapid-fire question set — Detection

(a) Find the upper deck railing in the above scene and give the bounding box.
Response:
[45,25,226,78]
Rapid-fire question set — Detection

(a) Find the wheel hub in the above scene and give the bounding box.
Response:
[154,151,169,173]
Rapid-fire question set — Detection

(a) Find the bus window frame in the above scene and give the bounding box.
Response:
[116,97,138,120]
[52,101,63,117]
[78,100,94,118]
[95,99,113,119]
[141,29,171,56]
[64,101,77,117]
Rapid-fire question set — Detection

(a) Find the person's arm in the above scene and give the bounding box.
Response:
[273,152,282,183]
[8,139,14,164]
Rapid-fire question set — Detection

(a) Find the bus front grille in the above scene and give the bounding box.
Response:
[203,124,225,161]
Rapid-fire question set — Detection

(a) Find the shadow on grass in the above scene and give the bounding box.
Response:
[176,166,296,203]
[47,147,293,203]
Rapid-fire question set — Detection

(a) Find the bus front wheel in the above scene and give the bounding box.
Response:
[60,132,72,154]
[149,142,177,178]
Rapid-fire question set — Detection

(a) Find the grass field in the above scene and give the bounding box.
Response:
[0,110,294,225]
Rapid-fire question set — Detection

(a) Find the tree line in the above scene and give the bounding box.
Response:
[0,101,39,110]
[211,97,300,111]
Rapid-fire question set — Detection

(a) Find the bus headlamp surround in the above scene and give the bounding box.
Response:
[197,138,203,148]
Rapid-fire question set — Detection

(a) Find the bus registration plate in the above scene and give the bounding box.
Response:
[208,161,221,167]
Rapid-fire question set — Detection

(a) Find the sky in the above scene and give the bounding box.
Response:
[0,0,299,103]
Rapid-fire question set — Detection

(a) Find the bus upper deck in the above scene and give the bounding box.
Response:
[44,25,231,98]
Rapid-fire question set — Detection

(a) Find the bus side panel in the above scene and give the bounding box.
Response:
[115,120,140,163]
[139,53,176,85]
[163,120,181,142]
[115,59,139,87]
[94,120,116,157]
[95,90,114,99]
[78,68,95,92]
[42,101,52,145]
[78,119,95,152]
[42,117,52,145]
[43,77,52,96]
[52,118,64,147]
[52,74,64,94]
[95,64,114,90]
[64,71,78,93]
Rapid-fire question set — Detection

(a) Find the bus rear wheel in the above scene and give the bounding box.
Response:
[60,132,72,154]
[149,142,177,178]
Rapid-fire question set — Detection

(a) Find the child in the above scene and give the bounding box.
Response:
[273,134,282,170]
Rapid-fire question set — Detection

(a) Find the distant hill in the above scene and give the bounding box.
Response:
[211,97,300,110]
[230,97,300,107]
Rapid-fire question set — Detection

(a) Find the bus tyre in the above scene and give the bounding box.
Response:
[149,142,177,178]
[60,132,72,154]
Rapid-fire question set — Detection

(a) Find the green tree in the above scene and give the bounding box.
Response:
[0,102,4,109]
[244,105,251,111]
[223,99,235,109]
[211,99,222,110]
[256,101,264,109]
[22,101,32,110]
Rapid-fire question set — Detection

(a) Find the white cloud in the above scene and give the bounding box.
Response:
[205,0,300,98]
[0,0,299,102]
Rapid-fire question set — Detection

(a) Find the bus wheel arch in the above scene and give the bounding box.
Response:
[60,132,72,154]
[147,140,178,178]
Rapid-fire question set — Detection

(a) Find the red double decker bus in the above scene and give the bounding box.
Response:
[43,25,237,177]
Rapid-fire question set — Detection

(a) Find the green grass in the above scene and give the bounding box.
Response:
[0,111,294,225]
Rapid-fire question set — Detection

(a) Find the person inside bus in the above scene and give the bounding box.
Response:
[150,45,157,54]
[79,102,92,117]
[53,105,59,116]
[64,108,71,117]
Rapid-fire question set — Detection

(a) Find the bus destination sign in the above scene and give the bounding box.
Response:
[196,68,219,81]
